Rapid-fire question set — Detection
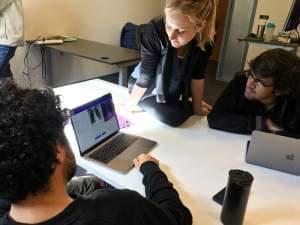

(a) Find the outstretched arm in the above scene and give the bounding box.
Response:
[133,154,192,225]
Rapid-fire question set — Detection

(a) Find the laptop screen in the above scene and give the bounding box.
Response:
[71,93,119,155]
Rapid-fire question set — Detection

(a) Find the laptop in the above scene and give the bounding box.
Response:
[70,93,157,173]
[246,130,300,176]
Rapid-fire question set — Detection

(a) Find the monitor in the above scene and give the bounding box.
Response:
[71,94,119,155]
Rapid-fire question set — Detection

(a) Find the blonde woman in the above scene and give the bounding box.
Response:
[129,0,217,126]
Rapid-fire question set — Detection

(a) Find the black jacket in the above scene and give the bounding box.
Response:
[207,74,300,138]
[136,17,212,104]
[0,162,192,225]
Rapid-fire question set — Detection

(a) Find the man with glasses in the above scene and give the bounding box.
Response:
[207,48,300,138]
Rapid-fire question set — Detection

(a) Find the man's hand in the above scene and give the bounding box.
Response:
[266,118,284,133]
[133,153,159,170]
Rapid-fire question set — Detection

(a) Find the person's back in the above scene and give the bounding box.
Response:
[0,81,192,225]
[0,169,191,225]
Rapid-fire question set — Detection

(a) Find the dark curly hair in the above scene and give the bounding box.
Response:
[249,48,300,97]
[0,81,69,203]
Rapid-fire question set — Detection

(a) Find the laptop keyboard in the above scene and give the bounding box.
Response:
[89,133,138,164]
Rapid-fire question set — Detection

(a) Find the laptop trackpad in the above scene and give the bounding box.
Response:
[107,138,157,173]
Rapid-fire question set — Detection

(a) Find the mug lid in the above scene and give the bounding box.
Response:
[266,22,276,28]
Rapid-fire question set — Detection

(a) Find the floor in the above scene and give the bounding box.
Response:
[100,60,228,106]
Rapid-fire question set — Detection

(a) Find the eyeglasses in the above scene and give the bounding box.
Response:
[245,70,274,87]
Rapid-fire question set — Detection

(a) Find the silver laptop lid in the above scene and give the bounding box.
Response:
[70,93,119,156]
[246,130,300,176]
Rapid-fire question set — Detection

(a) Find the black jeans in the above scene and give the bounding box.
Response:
[138,96,193,127]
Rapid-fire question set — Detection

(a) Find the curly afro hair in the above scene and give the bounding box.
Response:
[0,81,69,202]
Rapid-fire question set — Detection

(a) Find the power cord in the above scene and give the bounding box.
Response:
[23,35,48,85]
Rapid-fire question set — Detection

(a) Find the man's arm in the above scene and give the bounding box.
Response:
[134,154,192,225]
[267,100,300,138]
[207,75,260,134]
[263,118,300,138]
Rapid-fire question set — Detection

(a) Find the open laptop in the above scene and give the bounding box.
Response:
[70,93,157,173]
[246,130,300,176]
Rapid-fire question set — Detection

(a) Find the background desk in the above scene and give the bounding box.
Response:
[43,38,140,86]
[239,36,300,55]
[55,79,300,225]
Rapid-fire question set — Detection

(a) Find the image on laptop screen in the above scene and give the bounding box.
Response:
[71,94,119,155]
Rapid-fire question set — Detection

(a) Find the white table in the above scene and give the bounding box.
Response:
[55,79,300,225]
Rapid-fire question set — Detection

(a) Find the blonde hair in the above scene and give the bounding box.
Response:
[165,0,217,50]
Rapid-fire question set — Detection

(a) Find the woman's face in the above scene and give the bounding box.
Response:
[165,9,199,48]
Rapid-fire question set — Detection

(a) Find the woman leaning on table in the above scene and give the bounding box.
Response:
[128,0,217,126]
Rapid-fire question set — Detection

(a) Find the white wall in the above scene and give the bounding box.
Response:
[12,0,164,87]
[245,0,294,68]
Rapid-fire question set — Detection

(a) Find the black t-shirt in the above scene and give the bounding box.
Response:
[1,190,173,225]
[0,162,192,225]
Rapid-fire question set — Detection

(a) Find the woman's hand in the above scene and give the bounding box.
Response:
[201,100,212,116]
[126,84,147,112]
[124,101,143,113]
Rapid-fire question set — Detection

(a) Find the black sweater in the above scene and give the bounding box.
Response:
[207,75,300,138]
[0,162,192,225]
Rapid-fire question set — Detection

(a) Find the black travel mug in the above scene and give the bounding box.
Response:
[221,169,254,225]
